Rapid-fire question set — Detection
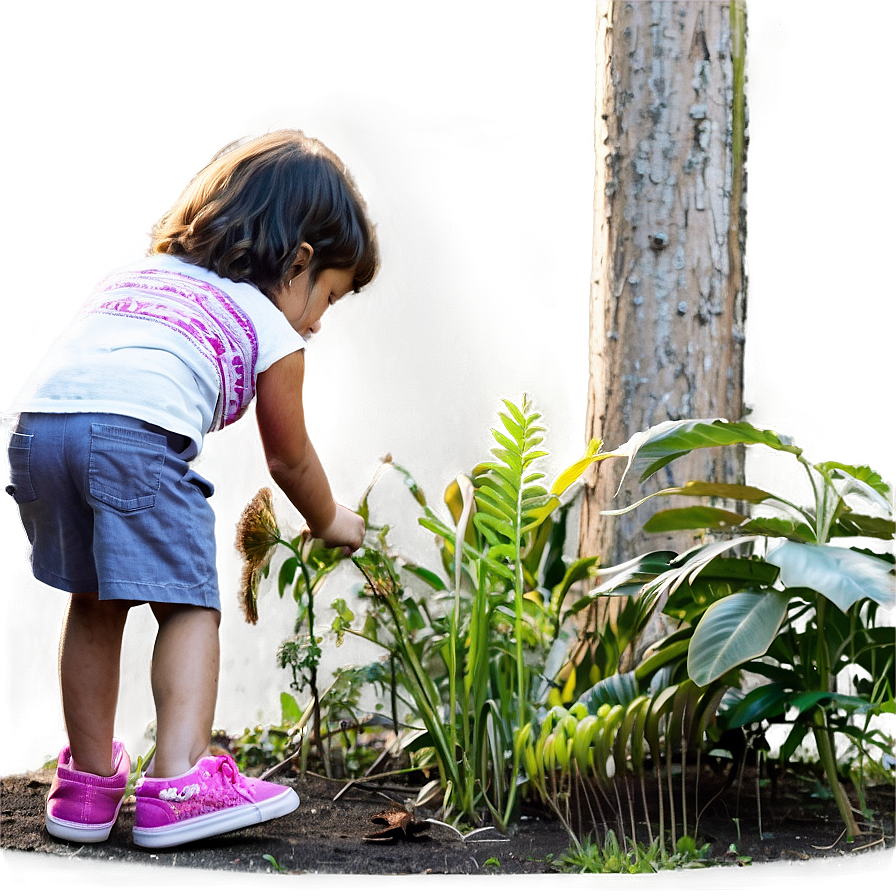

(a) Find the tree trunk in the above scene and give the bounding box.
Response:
[580,1,748,571]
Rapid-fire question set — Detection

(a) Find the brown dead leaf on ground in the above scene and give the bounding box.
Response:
[363,806,430,842]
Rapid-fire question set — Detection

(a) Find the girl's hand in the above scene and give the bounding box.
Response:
[314,505,365,554]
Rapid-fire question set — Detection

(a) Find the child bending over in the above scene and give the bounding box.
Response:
[5,129,378,848]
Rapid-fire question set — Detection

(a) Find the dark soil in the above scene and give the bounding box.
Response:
[2,761,893,881]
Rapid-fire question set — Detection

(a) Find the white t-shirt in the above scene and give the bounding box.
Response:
[11,255,305,455]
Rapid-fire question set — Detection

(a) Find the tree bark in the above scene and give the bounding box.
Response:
[580,1,748,570]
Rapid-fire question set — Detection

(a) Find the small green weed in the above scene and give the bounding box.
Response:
[556,830,714,874]
[263,854,287,873]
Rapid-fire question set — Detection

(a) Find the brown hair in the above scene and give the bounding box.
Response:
[149,130,378,298]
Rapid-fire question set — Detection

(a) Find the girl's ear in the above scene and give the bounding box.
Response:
[293,242,314,272]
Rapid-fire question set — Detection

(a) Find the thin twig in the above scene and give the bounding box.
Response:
[331,766,425,801]
[318,713,398,741]
[424,819,510,843]
[851,837,886,852]
[260,743,304,781]
[811,828,846,850]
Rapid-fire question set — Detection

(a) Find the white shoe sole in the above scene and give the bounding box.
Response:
[132,787,300,848]
[45,797,124,843]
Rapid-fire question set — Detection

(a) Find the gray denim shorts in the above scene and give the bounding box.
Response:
[6,413,220,608]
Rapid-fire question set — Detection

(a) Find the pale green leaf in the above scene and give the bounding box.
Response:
[501,398,527,428]
[688,589,790,686]
[612,419,803,488]
[491,428,520,456]
[476,485,515,521]
[602,480,776,517]
[474,511,516,542]
[767,542,895,611]
[643,506,747,533]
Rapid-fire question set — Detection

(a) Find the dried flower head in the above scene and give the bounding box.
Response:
[235,487,281,624]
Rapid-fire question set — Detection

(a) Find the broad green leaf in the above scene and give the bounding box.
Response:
[552,556,599,606]
[692,685,728,745]
[643,536,762,606]
[819,461,893,508]
[634,637,690,682]
[688,589,790,686]
[767,542,895,611]
[277,555,299,597]
[611,419,803,488]
[587,551,677,596]
[602,480,776,517]
[643,505,747,533]
[663,578,750,624]
[280,691,303,725]
[777,721,810,762]
[535,627,576,703]
[831,512,896,540]
[721,682,789,728]
[580,671,640,713]
[788,690,874,715]
[662,557,781,624]
[402,562,447,592]
[740,516,815,542]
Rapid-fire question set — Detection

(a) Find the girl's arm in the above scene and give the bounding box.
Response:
[255,350,365,551]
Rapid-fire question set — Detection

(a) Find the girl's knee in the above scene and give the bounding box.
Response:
[150,602,221,629]
[69,592,134,624]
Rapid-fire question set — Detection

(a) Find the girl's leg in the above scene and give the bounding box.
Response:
[149,602,221,778]
[58,592,132,776]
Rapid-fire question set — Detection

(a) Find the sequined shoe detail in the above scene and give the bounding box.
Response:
[132,754,299,848]
[45,739,130,843]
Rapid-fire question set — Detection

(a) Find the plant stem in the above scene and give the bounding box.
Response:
[296,552,329,778]
[812,595,859,838]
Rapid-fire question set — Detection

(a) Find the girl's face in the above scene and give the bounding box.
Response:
[274,265,356,338]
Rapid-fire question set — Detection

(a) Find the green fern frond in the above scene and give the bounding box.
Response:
[473,396,552,578]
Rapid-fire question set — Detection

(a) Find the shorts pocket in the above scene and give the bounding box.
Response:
[6,431,37,504]
[184,468,215,499]
[88,424,166,512]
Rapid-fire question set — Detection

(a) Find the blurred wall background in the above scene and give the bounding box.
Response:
[2,1,891,774]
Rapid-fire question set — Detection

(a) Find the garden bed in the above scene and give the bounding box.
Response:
[2,761,891,879]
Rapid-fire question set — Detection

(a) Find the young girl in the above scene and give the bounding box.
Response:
[5,130,378,848]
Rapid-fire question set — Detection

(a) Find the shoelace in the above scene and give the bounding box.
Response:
[211,754,253,801]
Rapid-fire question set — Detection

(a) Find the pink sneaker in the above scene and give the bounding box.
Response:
[45,739,130,843]
[132,754,300,848]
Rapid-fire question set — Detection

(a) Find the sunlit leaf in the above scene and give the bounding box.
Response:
[688,589,790,686]
[643,505,747,533]
[611,419,803,488]
[549,438,613,497]
[767,542,895,611]
[602,480,776,518]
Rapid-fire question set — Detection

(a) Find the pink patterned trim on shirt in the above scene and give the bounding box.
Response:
[85,269,260,431]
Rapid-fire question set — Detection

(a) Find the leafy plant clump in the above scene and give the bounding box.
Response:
[592,419,894,838]
[235,395,615,827]
[232,406,893,854]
